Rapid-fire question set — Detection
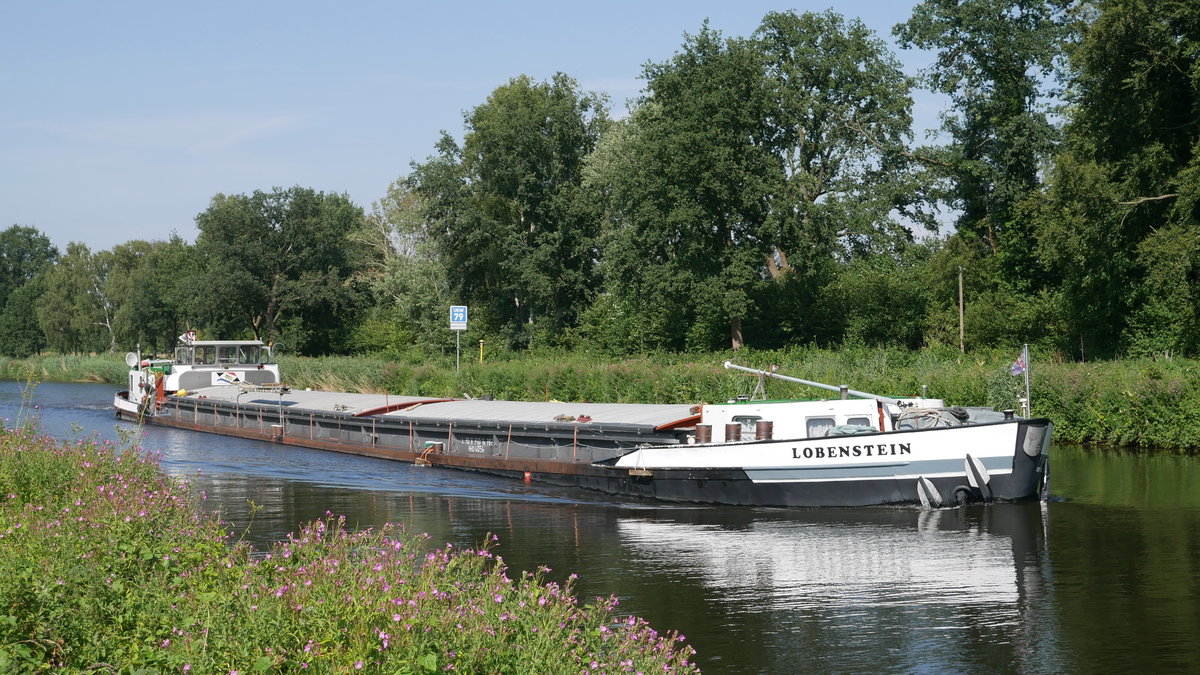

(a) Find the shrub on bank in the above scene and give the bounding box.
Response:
[0,428,699,673]
[1033,359,1200,449]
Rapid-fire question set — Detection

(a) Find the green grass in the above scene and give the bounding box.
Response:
[0,427,699,673]
[0,353,129,384]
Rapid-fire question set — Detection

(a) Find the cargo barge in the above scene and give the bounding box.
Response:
[114,338,1051,507]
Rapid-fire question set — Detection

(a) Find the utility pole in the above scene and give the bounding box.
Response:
[958,266,965,354]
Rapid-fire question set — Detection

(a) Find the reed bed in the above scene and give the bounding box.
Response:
[277,355,392,394]
[0,354,128,384]
[0,428,698,673]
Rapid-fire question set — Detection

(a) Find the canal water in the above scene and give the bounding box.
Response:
[4,381,1200,674]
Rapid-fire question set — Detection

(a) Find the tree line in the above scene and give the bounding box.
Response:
[2,1,1197,360]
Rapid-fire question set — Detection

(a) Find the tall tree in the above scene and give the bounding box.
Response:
[1038,0,1200,357]
[754,10,922,348]
[410,74,608,347]
[191,187,368,355]
[0,225,57,308]
[588,25,776,351]
[756,10,921,269]
[355,179,450,353]
[0,275,48,357]
[111,237,198,353]
[0,225,58,356]
[587,12,917,351]
[35,243,113,353]
[102,240,155,348]
[895,0,1068,287]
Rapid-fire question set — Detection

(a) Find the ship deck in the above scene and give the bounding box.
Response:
[183,385,700,431]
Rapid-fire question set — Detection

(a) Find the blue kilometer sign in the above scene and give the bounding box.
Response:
[450,305,468,331]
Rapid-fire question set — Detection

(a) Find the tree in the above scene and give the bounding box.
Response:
[587,12,918,351]
[0,275,48,357]
[35,243,113,353]
[410,74,608,348]
[754,10,922,348]
[0,225,57,307]
[814,253,931,349]
[0,225,57,356]
[586,25,776,351]
[355,179,450,354]
[756,10,922,269]
[895,0,1069,287]
[1123,223,1200,356]
[1036,0,1199,357]
[1028,154,1131,357]
[111,236,199,354]
[191,187,369,355]
[1068,0,1198,203]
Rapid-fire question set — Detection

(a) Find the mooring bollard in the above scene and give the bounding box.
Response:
[755,420,774,440]
[725,423,741,441]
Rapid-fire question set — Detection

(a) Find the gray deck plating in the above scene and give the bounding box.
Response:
[185,386,697,429]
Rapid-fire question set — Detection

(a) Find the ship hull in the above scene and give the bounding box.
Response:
[116,391,1049,508]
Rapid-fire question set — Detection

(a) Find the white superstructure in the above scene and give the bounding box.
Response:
[114,339,281,418]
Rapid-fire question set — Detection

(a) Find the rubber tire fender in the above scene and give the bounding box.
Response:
[952,485,973,506]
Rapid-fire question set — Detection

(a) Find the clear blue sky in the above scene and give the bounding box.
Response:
[1,1,942,252]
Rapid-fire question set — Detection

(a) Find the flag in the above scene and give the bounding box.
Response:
[1010,353,1026,376]
[178,330,197,344]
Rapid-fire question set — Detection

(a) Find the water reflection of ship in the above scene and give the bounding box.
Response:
[615,504,1062,672]
[617,504,1052,614]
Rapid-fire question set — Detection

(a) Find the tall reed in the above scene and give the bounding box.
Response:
[0,354,128,383]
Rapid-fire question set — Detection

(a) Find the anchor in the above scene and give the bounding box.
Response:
[916,476,944,509]
[964,453,993,502]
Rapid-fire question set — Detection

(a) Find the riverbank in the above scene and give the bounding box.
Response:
[4,346,1199,450]
[0,427,698,673]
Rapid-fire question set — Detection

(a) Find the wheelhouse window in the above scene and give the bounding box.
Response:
[174,343,262,365]
[732,415,762,434]
[236,344,262,364]
[846,416,874,429]
[806,417,835,437]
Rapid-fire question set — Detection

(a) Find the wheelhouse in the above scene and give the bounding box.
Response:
[174,340,273,367]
